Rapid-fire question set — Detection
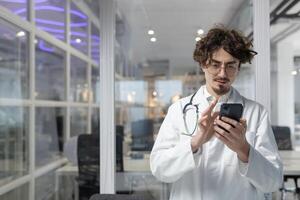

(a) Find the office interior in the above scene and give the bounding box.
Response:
[0,0,300,199]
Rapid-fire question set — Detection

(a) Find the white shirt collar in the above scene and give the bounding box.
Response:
[203,85,232,111]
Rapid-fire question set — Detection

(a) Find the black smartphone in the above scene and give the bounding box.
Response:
[219,103,243,121]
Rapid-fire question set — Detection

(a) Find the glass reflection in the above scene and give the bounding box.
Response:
[92,108,99,135]
[0,106,29,187]
[0,0,28,20]
[84,0,99,17]
[0,183,29,200]
[91,65,100,103]
[70,2,88,54]
[70,107,88,137]
[34,0,66,41]
[35,38,66,101]
[35,171,56,200]
[270,0,300,147]
[0,18,29,99]
[35,107,65,168]
[70,56,88,102]
[91,23,100,63]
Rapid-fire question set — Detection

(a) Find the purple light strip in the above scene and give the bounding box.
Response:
[37,25,89,39]
[38,40,55,52]
[91,35,100,41]
[70,31,86,37]
[70,41,87,46]
[36,18,87,27]
[37,25,64,33]
[2,0,47,3]
[14,6,87,19]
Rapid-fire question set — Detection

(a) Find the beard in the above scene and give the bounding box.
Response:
[212,77,231,95]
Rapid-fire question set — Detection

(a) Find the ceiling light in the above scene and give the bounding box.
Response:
[195,37,201,42]
[75,38,81,43]
[291,70,297,75]
[16,31,25,37]
[150,37,157,42]
[148,30,155,35]
[197,29,204,35]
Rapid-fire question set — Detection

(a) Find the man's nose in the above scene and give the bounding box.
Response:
[218,66,227,77]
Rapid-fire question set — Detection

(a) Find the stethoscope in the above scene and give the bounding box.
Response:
[181,89,233,136]
[182,92,199,136]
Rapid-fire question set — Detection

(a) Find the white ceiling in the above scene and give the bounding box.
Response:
[116,0,246,75]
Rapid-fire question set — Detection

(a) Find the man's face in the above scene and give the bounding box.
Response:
[202,48,240,96]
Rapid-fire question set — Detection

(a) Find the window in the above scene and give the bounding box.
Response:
[0,18,29,99]
[35,38,66,101]
[0,0,28,21]
[35,0,66,41]
[70,55,88,102]
[70,2,88,54]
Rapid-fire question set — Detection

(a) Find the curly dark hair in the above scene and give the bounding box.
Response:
[193,25,257,67]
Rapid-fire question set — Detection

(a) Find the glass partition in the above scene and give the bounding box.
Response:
[270,0,300,147]
[91,23,100,64]
[35,38,66,101]
[0,18,29,99]
[35,0,66,41]
[0,183,29,200]
[70,2,88,54]
[0,0,28,21]
[70,107,88,137]
[0,106,29,187]
[35,107,66,168]
[70,55,88,102]
[0,0,100,199]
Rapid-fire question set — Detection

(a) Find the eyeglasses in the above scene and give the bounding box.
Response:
[205,60,239,76]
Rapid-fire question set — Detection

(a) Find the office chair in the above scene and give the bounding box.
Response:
[272,126,300,199]
[77,126,125,199]
[89,194,151,200]
[272,126,293,150]
[77,133,100,200]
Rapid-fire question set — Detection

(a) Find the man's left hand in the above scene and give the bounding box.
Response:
[214,117,250,163]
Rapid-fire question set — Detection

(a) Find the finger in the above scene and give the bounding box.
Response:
[240,118,247,130]
[215,126,237,145]
[220,116,239,128]
[202,97,219,116]
[214,125,235,141]
[215,118,233,132]
[215,132,229,144]
[211,111,220,119]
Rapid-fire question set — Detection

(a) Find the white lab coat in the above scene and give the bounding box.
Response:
[150,86,283,200]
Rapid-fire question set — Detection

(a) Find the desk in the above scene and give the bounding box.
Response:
[279,150,300,199]
[279,151,300,175]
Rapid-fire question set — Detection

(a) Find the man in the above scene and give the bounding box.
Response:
[150,26,283,200]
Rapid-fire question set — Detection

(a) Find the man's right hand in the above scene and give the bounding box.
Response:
[191,98,219,152]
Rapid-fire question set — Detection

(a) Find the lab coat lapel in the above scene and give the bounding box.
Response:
[227,87,244,105]
[192,86,210,111]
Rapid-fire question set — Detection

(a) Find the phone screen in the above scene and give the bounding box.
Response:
[219,103,243,121]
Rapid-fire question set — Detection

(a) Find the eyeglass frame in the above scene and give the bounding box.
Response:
[203,58,240,76]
